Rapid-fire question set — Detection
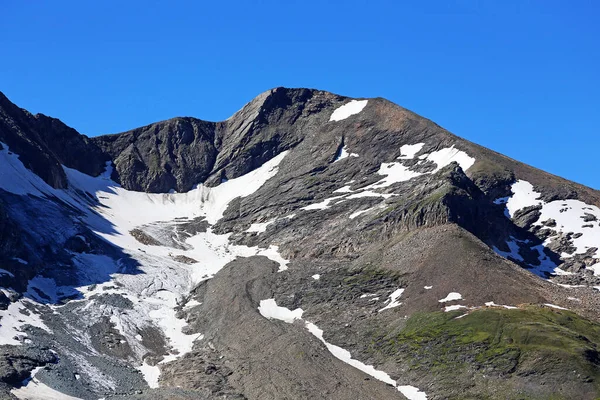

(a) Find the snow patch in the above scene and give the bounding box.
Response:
[301,195,346,210]
[438,292,462,302]
[138,362,160,389]
[544,303,568,310]
[398,143,425,159]
[444,305,467,312]
[258,299,303,323]
[312,274,321,280]
[334,146,359,162]
[485,302,518,309]
[246,218,276,233]
[504,180,542,218]
[499,180,600,267]
[424,145,475,173]
[329,100,369,122]
[378,288,405,312]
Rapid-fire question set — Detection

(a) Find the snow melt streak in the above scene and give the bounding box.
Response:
[258,298,427,399]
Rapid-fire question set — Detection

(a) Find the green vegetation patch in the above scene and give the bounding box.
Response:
[371,306,600,386]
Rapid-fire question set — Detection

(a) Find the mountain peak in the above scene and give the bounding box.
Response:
[1,88,600,399]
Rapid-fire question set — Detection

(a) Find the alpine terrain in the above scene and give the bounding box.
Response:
[1,87,600,400]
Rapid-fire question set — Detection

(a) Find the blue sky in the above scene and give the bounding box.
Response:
[1,1,599,189]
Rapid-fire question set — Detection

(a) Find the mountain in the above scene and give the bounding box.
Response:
[0,87,599,400]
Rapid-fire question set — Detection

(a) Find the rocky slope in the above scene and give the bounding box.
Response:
[0,88,599,399]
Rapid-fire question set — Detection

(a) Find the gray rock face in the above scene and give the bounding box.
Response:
[1,88,600,399]
[93,117,217,192]
[0,92,107,189]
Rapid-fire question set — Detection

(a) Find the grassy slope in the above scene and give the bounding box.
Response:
[370,306,600,399]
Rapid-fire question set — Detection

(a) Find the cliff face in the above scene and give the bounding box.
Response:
[0,88,599,399]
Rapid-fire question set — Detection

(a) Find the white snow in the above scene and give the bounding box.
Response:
[499,180,600,270]
[352,144,475,192]
[371,162,423,188]
[536,200,600,258]
[1,147,298,390]
[424,286,432,290]
[444,305,467,312]
[347,191,394,200]
[54,151,290,387]
[258,299,303,323]
[246,219,276,233]
[312,274,321,280]
[504,180,542,218]
[398,143,424,159]
[349,207,377,219]
[485,302,518,309]
[146,290,203,364]
[544,303,569,310]
[305,322,398,386]
[138,362,160,389]
[0,300,51,345]
[329,100,369,122]
[334,146,359,162]
[424,145,476,173]
[333,185,354,193]
[438,292,462,303]
[378,288,405,312]
[398,386,428,400]
[301,195,346,210]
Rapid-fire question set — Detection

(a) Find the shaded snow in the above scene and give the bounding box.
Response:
[334,146,359,162]
[0,142,51,197]
[11,366,83,400]
[329,100,369,122]
[493,238,524,262]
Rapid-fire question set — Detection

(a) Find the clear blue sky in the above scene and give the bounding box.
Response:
[1,1,598,189]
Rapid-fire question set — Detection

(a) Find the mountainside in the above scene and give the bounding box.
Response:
[0,87,599,400]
